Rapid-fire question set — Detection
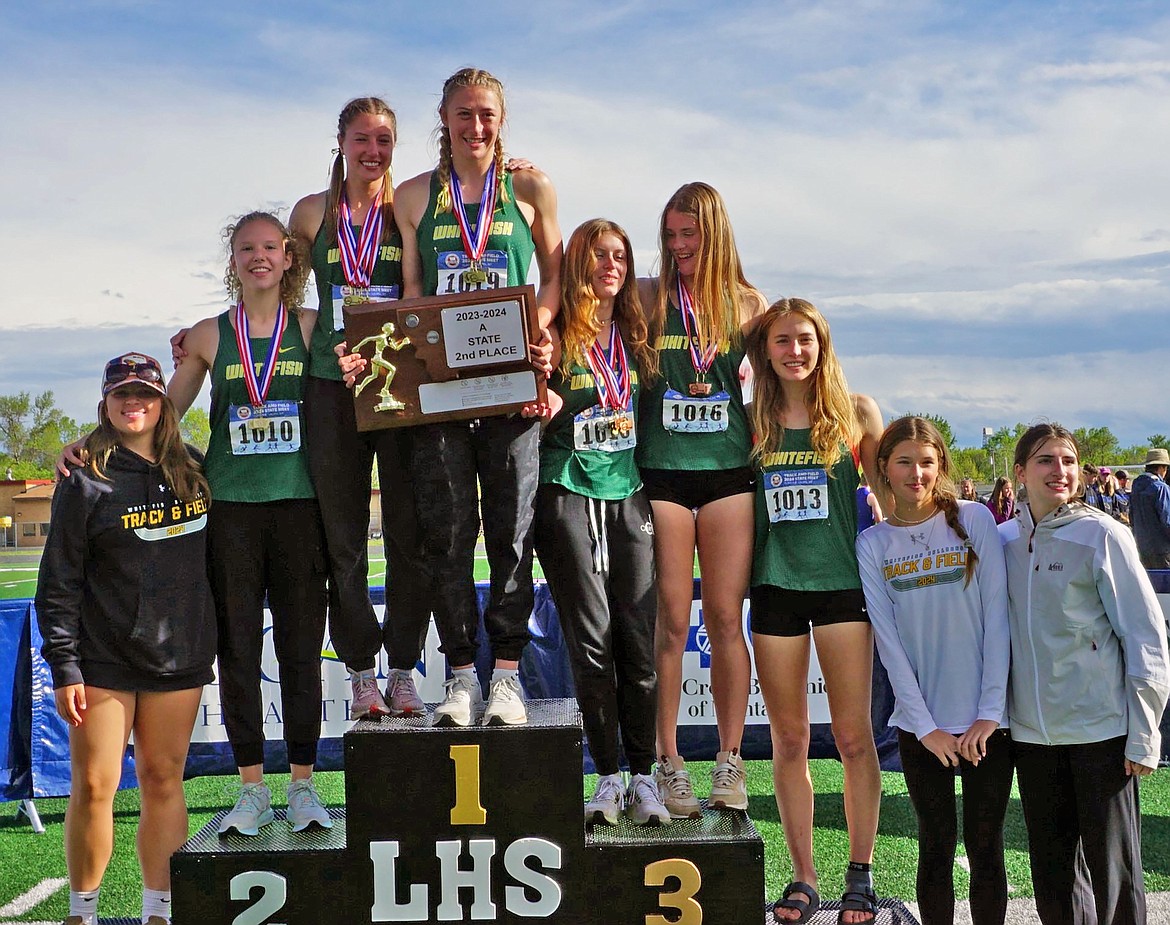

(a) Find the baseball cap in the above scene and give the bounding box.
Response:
[102,353,167,397]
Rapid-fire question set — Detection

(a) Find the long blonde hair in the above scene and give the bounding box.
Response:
[876,416,977,586]
[326,97,396,246]
[651,182,757,353]
[558,219,657,381]
[748,298,858,471]
[434,68,510,214]
[87,395,209,503]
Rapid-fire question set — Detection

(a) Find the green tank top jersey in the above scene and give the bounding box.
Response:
[308,213,404,380]
[204,311,316,503]
[636,304,749,471]
[539,349,642,501]
[416,171,535,295]
[752,428,862,591]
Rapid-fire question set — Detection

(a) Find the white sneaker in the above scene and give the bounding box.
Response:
[655,755,701,819]
[625,773,669,826]
[584,774,625,826]
[482,675,527,726]
[218,782,274,836]
[385,669,426,716]
[348,668,389,720]
[709,748,748,810]
[433,673,485,728]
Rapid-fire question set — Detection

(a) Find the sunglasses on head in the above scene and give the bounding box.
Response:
[104,363,163,386]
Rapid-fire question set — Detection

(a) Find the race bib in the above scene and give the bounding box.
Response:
[330,283,399,331]
[573,406,636,453]
[763,467,829,523]
[436,250,508,295]
[662,389,730,433]
[229,401,301,455]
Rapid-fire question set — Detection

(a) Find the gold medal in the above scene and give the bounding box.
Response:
[689,381,712,397]
[462,260,488,286]
[611,415,633,438]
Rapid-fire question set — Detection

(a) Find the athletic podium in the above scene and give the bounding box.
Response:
[171,699,765,923]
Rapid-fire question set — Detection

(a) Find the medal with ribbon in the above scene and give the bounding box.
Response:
[449,161,498,286]
[235,302,288,407]
[336,184,384,288]
[586,322,634,439]
[677,277,719,396]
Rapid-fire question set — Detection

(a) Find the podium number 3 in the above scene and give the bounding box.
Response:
[230,870,287,925]
[645,858,702,925]
[450,743,487,825]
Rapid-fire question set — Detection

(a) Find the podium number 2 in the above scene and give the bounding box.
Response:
[230,870,287,925]
[645,858,702,925]
[450,744,487,825]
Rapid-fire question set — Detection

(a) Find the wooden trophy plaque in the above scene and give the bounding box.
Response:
[343,284,546,431]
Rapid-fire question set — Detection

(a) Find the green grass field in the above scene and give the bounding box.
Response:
[2,762,1169,921]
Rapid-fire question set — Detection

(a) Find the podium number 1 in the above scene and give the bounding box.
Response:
[645,858,702,925]
[450,744,487,825]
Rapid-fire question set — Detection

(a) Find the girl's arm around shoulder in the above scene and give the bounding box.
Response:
[512,168,563,330]
[289,191,327,246]
[852,393,885,516]
[738,287,768,336]
[166,315,219,418]
[394,172,434,300]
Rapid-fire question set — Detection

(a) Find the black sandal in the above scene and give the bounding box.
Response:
[836,887,878,924]
[772,881,820,924]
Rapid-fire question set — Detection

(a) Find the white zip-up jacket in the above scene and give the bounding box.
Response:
[999,501,1169,767]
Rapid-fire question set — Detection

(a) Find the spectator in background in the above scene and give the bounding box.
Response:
[985,477,1016,525]
[1114,470,1131,524]
[1131,449,1170,569]
[959,478,980,503]
[1082,464,1109,514]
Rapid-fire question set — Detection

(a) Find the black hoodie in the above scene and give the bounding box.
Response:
[35,446,216,692]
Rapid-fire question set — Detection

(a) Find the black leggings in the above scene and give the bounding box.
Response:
[898,728,1013,925]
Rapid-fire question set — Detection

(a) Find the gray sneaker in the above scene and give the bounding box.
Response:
[349,668,389,720]
[386,668,426,716]
[219,782,274,836]
[482,675,527,726]
[433,673,485,728]
[584,773,625,826]
[287,778,332,832]
[625,773,669,826]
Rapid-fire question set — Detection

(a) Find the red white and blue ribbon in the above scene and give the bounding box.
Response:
[676,277,718,378]
[235,302,288,406]
[336,185,384,287]
[586,322,631,412]
[449,161,498,263]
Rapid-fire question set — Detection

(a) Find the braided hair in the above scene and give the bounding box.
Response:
[434,68,510,215]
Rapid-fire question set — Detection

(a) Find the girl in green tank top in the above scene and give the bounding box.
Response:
[390,67,563,727]
[536,219,667,822]
[745,298,886,924]
[638,182,767,820]
[167,213,334,834]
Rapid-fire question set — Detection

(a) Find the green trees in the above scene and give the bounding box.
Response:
[0,392,92,479]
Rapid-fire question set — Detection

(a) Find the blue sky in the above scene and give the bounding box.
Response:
[2,1,1168,447]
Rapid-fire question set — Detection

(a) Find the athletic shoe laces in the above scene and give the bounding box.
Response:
[629,776,659,805]
[288,780,323,812]
[594,776,624,805]
[352,673,379,701]
[660,765,694,797]
[712,759,743,788]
